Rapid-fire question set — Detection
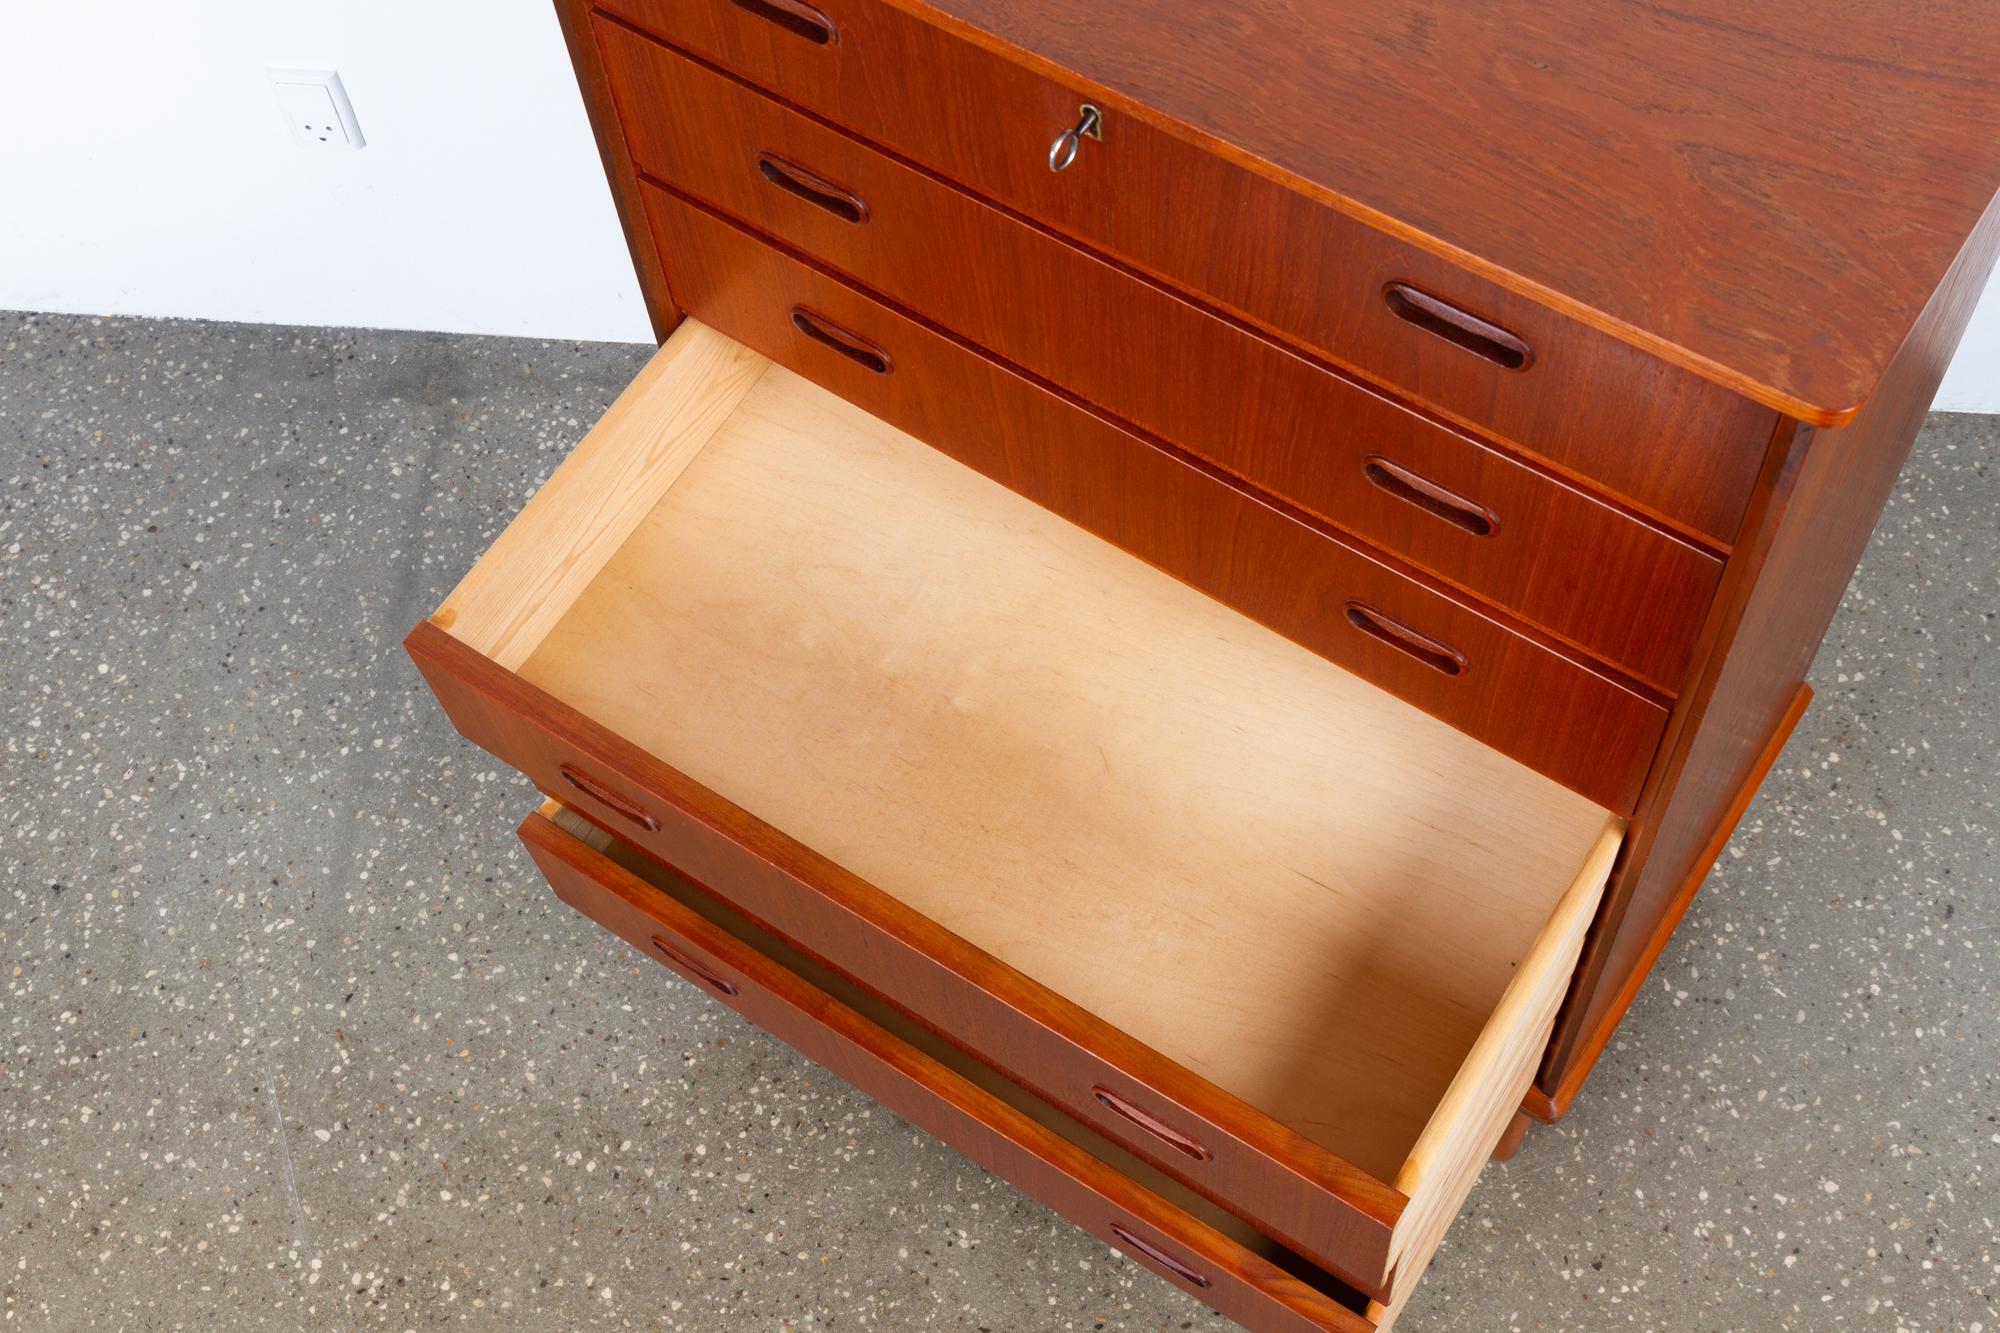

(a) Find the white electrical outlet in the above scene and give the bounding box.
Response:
[269,69,365,149]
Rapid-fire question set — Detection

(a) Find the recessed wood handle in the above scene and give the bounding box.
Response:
[791,307,893,374]
[1363,456,1500,537]
[1109,1224,1211,1289]
[1344,602,1467,676]
[1092,1087,1213,1161]
[650,936,740,996]
[757,153,869,223]
[1383,283,1533,370]
[557,764,661,833]
[728,0,837,44]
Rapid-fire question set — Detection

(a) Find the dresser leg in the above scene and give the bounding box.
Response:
[1491,1110,1532,1162]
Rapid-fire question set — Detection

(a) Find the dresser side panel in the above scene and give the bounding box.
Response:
[1538,197,2000,1108]
[556,0,682,339]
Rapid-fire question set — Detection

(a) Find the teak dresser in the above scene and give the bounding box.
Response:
[406,2,2000,1325]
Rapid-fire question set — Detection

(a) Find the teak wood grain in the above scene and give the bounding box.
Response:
[409,620,1406,1296]
[643,197,1668,810]
[600,0,2000,425]
[485,5,2000,1324]
[587,0,1779,543]
[520,808,1377,1332]
[407,322,1633,1302]
[1538,194,2000,1107]
[555,0,681,340]
[593,23,1724,690]
[1489,1112,1532,1164]
[1523,681,1812,1122]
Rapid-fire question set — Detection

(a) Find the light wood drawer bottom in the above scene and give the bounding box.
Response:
[640,199,1668,812]
[409,319,1622,1311]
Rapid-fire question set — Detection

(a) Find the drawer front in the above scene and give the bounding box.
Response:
[590,1,1777,543]
[643,187,1667,811]
[518,806,1374,1333]
[410,622,1404,1298]
[597,26,1720,692]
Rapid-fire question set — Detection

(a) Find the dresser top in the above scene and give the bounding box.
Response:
[918,0,2000,426]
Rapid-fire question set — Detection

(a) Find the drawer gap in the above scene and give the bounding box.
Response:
[550,801,1373,1317]
[632,171,1689,707]
[589,3,1769,551]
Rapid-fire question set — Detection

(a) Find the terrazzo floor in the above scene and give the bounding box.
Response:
[2,310,1994,1332]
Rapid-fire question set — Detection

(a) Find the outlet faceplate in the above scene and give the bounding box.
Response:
[269,69,365,149]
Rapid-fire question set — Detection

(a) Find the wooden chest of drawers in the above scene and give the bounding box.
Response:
[407,2,2000,1326]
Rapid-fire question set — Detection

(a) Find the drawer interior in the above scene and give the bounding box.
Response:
[432,320,1622,1295]
[542,799,1375,1322]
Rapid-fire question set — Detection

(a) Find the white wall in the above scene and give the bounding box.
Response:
[0,2,652,344]
[1939,276,1999,413]
[0,1,1992,408]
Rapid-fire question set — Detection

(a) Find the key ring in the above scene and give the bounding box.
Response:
[1048,104,1103,173]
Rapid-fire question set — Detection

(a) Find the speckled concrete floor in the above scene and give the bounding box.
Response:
[1,310,1993,1332]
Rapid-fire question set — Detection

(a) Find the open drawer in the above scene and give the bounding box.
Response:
[406,320,1623,1309]
[523,800,1377,1332]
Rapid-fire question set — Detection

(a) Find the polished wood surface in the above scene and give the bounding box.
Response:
[501,8,2000,1324]
[595,26,1725,688]
[645,204,1669,810]
[555,0,681,340]
[542,799,1392,1324]
[521,806,1377,1332]
[1532,683,1812,1120]
[408,621,1404,1296]
[1539,197,2000,1106]
[1489,1112,1532,1164]
[406,317,1634,1298]
[755,0,1999,425]
[587,0,1779,542]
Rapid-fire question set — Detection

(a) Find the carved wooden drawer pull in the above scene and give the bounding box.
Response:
[1383,282,1534,370]
[557,763,661,833]
[650,936,740,996]
[757,153,870,222]
[792,307,894,374]
[727,0,837,45]
[1092,1086,1213,1161]
[1363,455,1500,537]
[1344,602,1467,676]
[1109,1224,1212,1288]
